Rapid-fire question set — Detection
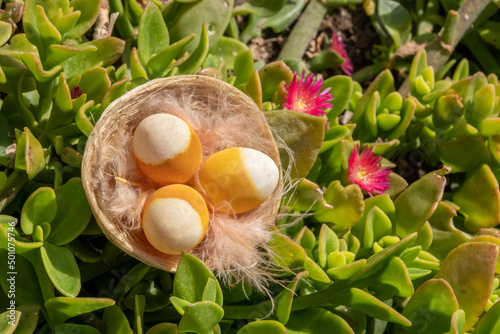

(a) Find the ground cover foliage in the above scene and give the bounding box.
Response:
[1,0,500,333]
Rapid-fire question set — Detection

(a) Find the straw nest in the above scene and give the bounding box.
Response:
[82,75,283,287]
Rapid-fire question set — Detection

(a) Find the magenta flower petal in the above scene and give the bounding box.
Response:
[330,31,353,76]
[348,145,392,197]
[283,71,334,116]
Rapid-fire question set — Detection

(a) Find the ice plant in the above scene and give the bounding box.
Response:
[331,31,353,76]
[283,71,333,116]
[348,145,392,196]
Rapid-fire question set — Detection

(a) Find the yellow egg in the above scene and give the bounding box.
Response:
[142,184,209,255]
[132,113,202,185]
[197,147,279,214]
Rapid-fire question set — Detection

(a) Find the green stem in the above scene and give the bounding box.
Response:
[277,0,328,61]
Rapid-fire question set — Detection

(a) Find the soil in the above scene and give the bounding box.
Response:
[244,3,380,76]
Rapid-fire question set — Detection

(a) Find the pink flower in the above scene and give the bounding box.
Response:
[331,31,353,76]
[283,71,333,116]
[348,145,392,197]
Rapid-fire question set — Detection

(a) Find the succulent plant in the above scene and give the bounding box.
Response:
[1,1,500,333]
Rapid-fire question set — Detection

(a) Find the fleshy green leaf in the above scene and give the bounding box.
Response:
[394,167,448,238]
[470,84,496,125]
[170,296,191,316]
[202,278,218,303]
[261,0,306,33]
[336,288,411,326]
[0,223,44,255]
[22,53,63,83]
[284,179,331,212]
[14,127,45,180]
[75,100,95,137]
[387,97,416,140]
[378,0,411,48]
[327,259,366,280]
[259,61,293,102]
[245,69,263,109]
[62,0,100,40]
[436,137,491,172]
[46,178,92,246]
[60,38,125,79]
[274,271,307,324]
[146,323,178,334]
[177,23,209,75]
[264,109,325,179]
[233,50,254,86]
[453,164,500,231]
[320,125,350,153]
[353,69,395,123]
[34,5,62,45]
[238,320,286,334]
[147,34,196,77]
[209,36,249,70]
[403,278,459,334]
[435,242,499,331]
[124,280,170,312]
[138,2,170,66]
[41,242,81,297]
[79,67,111,103]
[45,296,115,326]
[314,181,364,227]
[0,21,12,48]
[54,72,73,113]
[474,299,500,334]
[0,249,44,307]
[11,304,40,334]
[113,263,151,301]
[134,294,145,334]
[20,187,56,235]
[177,301,224,334]
[286,308,354,334]
[270,232,306,272]
[318,224,339,268]
[233,0,286,17]
[304,256,330,283]
[427,201,468,261]
[349,233,417,282]
[0,309,20,333]
[173,253,223,307]
[55,324,100,334]
[373,257,414,298]
[168,0,233,54]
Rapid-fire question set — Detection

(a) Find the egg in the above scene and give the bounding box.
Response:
[142,184,209,255]
[132,113,202,185]
[197,147,279,214]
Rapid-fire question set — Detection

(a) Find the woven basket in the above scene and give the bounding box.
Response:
[82,75,282,275]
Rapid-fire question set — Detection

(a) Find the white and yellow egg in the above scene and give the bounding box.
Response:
[142,184,209,254]
[197,147,279,214]
[132,113,202,185]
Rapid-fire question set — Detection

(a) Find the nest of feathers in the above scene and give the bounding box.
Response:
[82,75,287,289]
